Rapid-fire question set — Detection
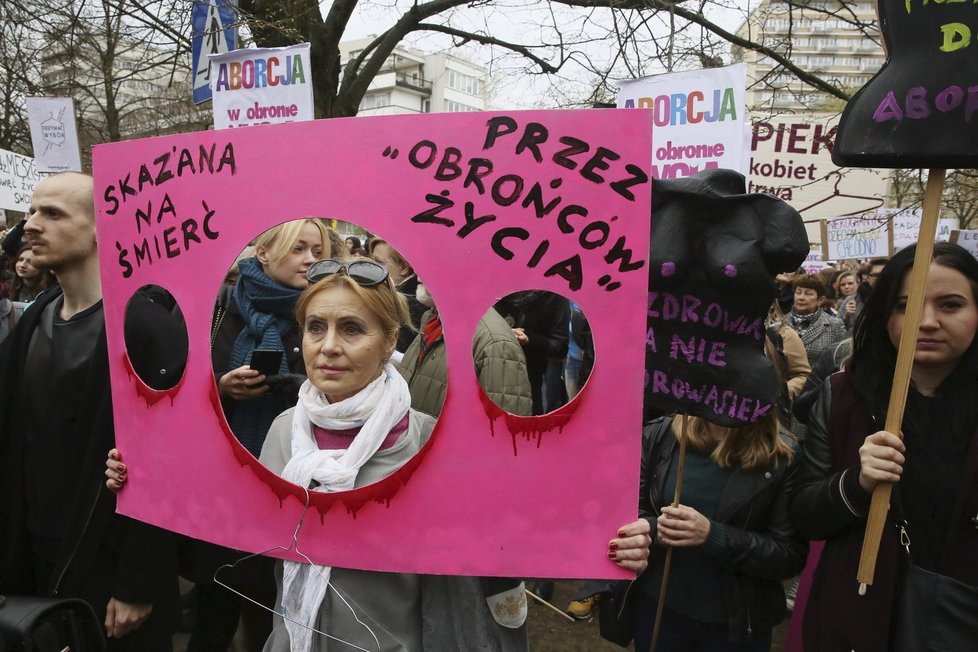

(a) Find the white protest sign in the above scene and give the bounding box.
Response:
[888,206,956,249]
[803,247,828,275]
[616,64,748,179]
[821,213,894,261]
[210,43,313,129]
[950,230,978,261]
[25,97,81,173]
[0,148,47,212]
[748,113,889,219]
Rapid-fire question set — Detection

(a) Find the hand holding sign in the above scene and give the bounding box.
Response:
[830,0,972,590]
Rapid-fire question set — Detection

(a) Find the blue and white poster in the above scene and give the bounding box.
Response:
[192,0,237,104]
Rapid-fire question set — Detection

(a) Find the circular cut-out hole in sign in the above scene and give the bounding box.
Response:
[484,289,593,417]
[123,284,188,395]
[211,218,440,508]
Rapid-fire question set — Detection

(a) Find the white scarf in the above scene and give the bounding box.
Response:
[280,362,411,652]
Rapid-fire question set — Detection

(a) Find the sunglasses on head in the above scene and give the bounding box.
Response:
[306,258,389,286]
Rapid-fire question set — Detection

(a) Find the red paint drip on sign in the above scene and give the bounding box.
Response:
[123,354,182,407]
[209,374,440,518]
[478,385,577,455]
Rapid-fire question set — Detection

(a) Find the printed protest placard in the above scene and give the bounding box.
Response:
[616,64,748,179]
[749,113,889,219]
[92,110,652,578]
[0,148,47,212]
[803,246,827,275]
[950,230,978,261]
[821,213,894,260]
[833,0,978,168]
[25,97,81,173]
[210,43,313,129]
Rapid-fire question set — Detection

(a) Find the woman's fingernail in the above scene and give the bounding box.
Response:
[608,550,617,559]
[617,530,626,538]
[609,542,619,551]
[118,464,126,473]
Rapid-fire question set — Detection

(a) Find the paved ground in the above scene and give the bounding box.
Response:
[173,578,789,651]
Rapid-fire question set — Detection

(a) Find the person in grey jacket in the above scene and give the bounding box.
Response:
[108,258,651,652]
[397,278,533,419]
[786,274,847,368]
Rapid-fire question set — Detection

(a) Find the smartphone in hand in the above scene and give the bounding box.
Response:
[250,349,284,378]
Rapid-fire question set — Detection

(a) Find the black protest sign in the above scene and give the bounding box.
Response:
[644,169,808,426]
[833,0,978,168]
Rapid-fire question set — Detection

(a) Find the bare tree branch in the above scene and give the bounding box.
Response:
[553,0,851,100]
[413,23,560,74]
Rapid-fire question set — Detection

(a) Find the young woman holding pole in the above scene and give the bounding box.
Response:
[634,404,807,651]
[790,242,978,651]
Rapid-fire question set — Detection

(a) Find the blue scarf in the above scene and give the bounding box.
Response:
[226,257,303,455]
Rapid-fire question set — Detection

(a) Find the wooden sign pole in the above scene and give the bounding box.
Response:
[856,168,946,590]
[650,414,689,652]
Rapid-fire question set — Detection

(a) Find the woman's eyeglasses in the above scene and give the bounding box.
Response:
[306,259,389,286]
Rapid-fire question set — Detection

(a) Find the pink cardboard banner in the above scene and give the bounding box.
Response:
[92,109,652,579]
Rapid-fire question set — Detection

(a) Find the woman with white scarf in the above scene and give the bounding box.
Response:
[108,257,651,651]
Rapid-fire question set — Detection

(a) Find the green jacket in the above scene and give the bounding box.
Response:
[398,308,533,418]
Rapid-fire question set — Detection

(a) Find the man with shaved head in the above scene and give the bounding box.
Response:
[0,172,184,649]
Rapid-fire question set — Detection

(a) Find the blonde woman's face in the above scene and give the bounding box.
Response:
[259,222,324,289]
[301,285,396,402]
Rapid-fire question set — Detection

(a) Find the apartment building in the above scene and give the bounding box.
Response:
[338,37,488,116]
[732,0,885,112]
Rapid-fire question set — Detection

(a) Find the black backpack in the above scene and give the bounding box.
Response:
[0,595,105,652]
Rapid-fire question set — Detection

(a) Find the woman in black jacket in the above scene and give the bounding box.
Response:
[789,242,978,652]
[635,409,807,651]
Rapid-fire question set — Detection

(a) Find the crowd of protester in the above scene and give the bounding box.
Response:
[3,172,977,652]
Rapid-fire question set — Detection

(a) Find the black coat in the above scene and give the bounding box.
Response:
[790,371,978,652]
[639,417,807,640]
[493,291,569,414]
[0,286,185,647]
[394,274,427,353]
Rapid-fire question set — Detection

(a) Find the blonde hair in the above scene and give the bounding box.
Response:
[834,271,857,295]
[674,408,792,472]
[294,259,411,341]
[254,219,329,266]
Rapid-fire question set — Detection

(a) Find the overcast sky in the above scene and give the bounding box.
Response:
[327,0,755,109]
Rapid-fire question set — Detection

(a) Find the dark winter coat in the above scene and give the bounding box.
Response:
[790,371,978,652]
[639,417,807,641]
[0,286,185,645]
[210,293,305,453]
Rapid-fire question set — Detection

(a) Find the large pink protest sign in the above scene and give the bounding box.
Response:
[92,110,652,578]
